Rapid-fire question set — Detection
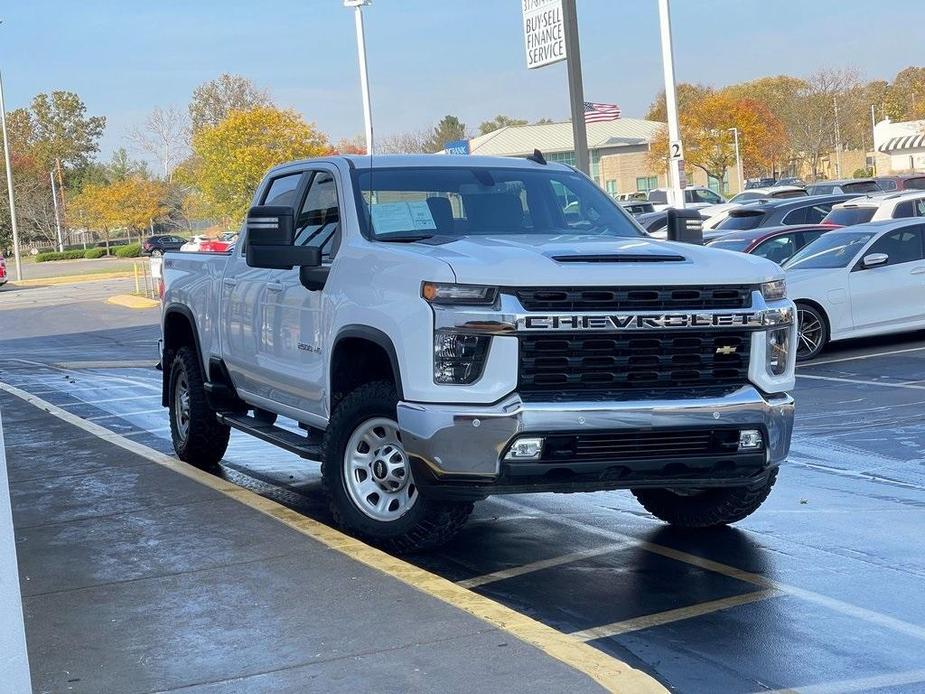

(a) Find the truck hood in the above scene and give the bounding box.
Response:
[410,234,783,286]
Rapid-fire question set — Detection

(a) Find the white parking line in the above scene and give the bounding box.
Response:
[64,394,159,406]
[797,345,925,367]
[493,497,925,644]
[85,409,165,421]
[457,543,627,589]
[759,668,925,694]
[571,589,780,641]
[9,359,160,392]
[797,374,925,390]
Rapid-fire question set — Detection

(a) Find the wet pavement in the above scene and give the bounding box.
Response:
[1,295,925,692]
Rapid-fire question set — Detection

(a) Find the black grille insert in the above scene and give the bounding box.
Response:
[518,330,751,393]
[540,429,743,462]
[514,285,755,311]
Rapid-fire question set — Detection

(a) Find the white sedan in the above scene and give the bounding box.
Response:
[784,218,925,360]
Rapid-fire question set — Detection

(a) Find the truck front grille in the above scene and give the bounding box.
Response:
[514,285,755,312]
[518,330,751,394]
[541,428,742,462]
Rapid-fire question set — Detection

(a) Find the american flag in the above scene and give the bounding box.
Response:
[584,102,622,124]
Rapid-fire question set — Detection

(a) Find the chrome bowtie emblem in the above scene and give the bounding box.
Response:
[715,345,738,356]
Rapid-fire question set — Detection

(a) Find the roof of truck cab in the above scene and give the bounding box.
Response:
[268,153,575,174]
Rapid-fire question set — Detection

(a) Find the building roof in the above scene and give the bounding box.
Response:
[467,118,664,157]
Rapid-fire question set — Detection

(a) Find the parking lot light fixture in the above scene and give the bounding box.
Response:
[344,0,373,155]
[728,127,743,193]
[0,66,22,281]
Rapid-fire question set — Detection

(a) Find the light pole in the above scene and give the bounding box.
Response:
[49,170,63,252]
[345,0,373,155]
[728,127,743,193]
[0,68,22,280]
[657,0,685,208]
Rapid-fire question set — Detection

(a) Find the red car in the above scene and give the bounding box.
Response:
[705,224,841,265]
[0,255,7,286]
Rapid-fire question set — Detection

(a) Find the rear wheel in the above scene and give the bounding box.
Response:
[796,302,828,361]
[168,346,230,467]
[321,381,473,552]
[632,470,778,528]
[151,249,163,257]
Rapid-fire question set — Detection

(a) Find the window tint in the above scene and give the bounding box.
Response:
[784,232,874,269]
[866,226,924,266]
[770,189,807,199]
[706,237,752,252]
[843,181,881,193]
[716,211,764,230]
[782,207,807,225]
[752,234,797,264]
[730,191,760,203]
[878,179,898,191]
[807,184,834,195]
[823,207,875,226]
[647,190,667,204]
[798,230,825,248]
[295,172,341,260]
[801,204,833,224]
[693,189,723,204]
[262,173,302,207]
[905,177,925,190]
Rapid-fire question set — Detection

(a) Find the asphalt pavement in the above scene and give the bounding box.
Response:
[2,285,925,692]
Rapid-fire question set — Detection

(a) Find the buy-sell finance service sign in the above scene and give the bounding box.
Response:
[522,0,566,69]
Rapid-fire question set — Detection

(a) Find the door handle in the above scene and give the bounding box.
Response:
[266,281,284,292]
[911,266,925,275]
[222,277,238,287]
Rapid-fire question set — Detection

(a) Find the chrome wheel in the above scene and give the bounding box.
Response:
[797,307,824,359]
[173,369,191,442]
[343,417,417,522]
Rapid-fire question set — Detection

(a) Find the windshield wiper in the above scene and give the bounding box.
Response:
[376,233,435,243]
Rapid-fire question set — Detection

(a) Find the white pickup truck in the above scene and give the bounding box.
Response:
[160,154,796,552]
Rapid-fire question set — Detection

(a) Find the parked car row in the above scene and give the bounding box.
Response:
[143,233,238,256]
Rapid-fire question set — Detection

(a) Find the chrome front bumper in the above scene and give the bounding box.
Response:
[397,386,794,479]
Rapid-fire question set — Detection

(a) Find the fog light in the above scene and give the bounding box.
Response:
[505,437,545,460]
[739,429,763,450]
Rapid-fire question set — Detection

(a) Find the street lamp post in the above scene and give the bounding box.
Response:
[0,68,22,281]
[728,127,743,193]
[657,0,685,208]
[49,170,63,252]
[344,0,373,155]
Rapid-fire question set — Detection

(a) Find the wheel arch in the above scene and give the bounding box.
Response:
[330,326,404,410]
[161,304,204,406]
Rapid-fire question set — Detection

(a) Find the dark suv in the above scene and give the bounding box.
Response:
[713,194,857,231]
[142,235,187,256]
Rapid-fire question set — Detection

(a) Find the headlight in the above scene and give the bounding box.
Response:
[761,279,786,302]
[434,331,490,384]
[766,327,791,376]
[422,282,498,305]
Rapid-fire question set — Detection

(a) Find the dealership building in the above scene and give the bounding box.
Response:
[465,118,723,196]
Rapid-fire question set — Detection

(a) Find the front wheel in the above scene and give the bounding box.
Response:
[631,470,778,528]
[796,302,828,361]
[321,381,473,552]
[151,249,163,257]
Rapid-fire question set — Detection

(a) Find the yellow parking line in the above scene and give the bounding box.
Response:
[494,497,925,644]
[0,380,667,694]
[759,668,925,694]
[457,542,627,589]
[571,589,780,641]
[106,294,160,309]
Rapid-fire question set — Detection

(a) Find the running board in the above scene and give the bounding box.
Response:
[217,412,323,461]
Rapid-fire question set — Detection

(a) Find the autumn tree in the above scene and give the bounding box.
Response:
[189,74,272,133]
[478,115,528,135]
[185,106,330,222]
[377,129,430,154]
[10,91,106,172]
[425,115,467,152]
[645,83,713,122]
[332,134,366,155]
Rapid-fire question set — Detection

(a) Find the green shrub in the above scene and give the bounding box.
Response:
[84,248,107,259]
[114,242,141,258]
[34,249,87,262]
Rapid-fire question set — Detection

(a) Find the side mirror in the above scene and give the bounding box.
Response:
[861,252,889,269]
[666,208,704,244]
[245,205,321,269]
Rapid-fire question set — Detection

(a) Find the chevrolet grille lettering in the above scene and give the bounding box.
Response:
[518,312,762,331]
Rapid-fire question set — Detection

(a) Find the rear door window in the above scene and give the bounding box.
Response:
[866,226,925,266]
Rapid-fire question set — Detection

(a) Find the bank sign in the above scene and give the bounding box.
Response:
[522,0,566,69]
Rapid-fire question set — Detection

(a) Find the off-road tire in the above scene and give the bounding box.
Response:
[168,345,230,467]
[631,469,778,528]
[796,302,829,362]
[321,380,473,553]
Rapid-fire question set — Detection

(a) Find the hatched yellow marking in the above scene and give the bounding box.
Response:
[571,589,780,641]
[106,294,159,309]
[0,380,666,694]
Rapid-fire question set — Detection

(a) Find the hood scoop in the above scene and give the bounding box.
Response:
[550,253,685,263]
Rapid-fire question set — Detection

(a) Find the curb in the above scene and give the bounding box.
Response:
[10,270,136,287]
[106,294,160,309]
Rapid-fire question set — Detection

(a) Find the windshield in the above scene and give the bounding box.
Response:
[356,166,643,240]
[716,211,765,230]
[707,237,753,252]
[784,231,874,270]
[823,207,876,226]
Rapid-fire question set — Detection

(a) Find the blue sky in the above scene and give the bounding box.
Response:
[2,0,921,162]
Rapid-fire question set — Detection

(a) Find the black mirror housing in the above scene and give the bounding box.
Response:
[666,208,704,244]
[245,205,322,270]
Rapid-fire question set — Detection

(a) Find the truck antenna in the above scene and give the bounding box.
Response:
[527,148,547,165]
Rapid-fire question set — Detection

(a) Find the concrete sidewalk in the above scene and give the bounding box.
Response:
[1,391,611,694]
